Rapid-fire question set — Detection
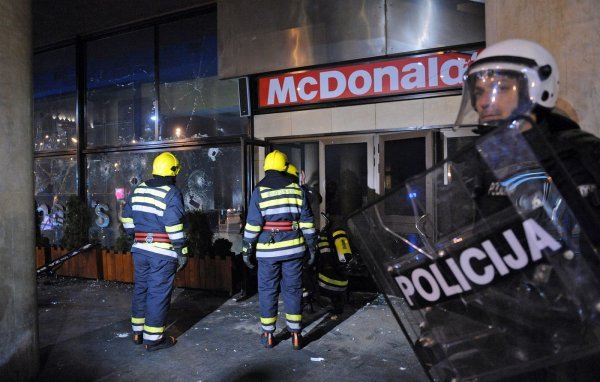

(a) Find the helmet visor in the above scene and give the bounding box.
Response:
[454,64,542,130]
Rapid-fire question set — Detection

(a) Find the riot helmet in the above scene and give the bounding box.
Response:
[454,39,559,131]
[152,152,181,177]
[264,150,289,172]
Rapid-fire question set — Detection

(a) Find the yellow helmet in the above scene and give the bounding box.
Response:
[152,152,181,176]
[264,150,288,172]
[287,164,299,178]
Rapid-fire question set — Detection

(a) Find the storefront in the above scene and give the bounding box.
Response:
[249,49,483,228]
[33,5,248,249]
[33,0,486,249]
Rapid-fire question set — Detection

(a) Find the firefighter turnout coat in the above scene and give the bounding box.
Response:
[121,176,187,345]
[243,170,318,333]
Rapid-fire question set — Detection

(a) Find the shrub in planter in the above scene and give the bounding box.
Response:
[213,238,234,257]
[114,224,132,252]
[185,210,214,257]
[61,195,92,249]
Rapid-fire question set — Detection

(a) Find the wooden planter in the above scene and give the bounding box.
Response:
[101,249,134,283]
[48,245,103,280]
[35,246,47,269]
[174,254,234,295]
[38,245,235,294]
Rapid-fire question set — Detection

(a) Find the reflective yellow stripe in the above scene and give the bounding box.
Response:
[318,273,348,287]
[159,185,171,191]
[256,237,304,250]
[245,224,262,232]
[165,224,183,232]
[285,313,302,322]
[131,317,145,324]
[259,198,302,209]
[260,316,277,325]
[132,196,166,210]
[143,324,165,333]
[134,187,167,198]
[299,222,314,229]
[121,217,133,223]
[260,188,302,198]
[148,242,173,249]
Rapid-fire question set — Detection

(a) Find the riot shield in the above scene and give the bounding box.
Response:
[347,121,600,381]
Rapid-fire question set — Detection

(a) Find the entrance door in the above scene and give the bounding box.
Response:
[323,136,375,226]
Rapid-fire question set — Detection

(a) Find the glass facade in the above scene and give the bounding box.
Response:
[33,46,77,151]
[34,156,78,244]
[86,28,156,147]
[158,14,245,140]
[86,146,243,248]
[33,7,248,247]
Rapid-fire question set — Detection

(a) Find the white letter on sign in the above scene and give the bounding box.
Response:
[401,63,426,89]
[268,77,297,105]
[348,70,372,95]
[320,71,346,99]
[298,76,318,101]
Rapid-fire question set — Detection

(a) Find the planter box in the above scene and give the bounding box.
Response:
[101,249,134,283]
[174,254,235,295]
[49,245,103,280]
[35,246,47,269]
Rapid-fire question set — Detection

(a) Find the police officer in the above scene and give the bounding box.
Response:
[454,39,600,379]
[455,38,600,230]
[121,152,188,352]
[242,150,318,350]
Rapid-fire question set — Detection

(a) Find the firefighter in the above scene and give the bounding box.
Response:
[286,164,319,312]
[242,150,318,350]
[317,225,353,316]
[121,151,189,352]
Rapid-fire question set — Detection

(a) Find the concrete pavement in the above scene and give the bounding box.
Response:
[35,276,428,381]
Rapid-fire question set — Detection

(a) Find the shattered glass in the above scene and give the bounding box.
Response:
[86,146,242,248]
[34,156,78,244]
[33,46,77,152]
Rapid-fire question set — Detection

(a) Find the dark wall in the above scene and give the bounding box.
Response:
[33,0,214,48]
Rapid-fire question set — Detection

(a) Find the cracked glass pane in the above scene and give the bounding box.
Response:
[33,46,77,152]
[86,28,155,147]
[34,156,78,244]
[86,145,242,248]
[158,11,246,140]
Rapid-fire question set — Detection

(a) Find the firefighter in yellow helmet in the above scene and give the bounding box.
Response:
[121,151,188,351]
[242,150,318,349]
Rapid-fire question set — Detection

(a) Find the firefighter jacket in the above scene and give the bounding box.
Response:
[121,176,187,262]
[243,170,317,262]
[318,229,352,294]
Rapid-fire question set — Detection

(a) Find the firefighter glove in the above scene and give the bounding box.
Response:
[241,241,256,269]
[175,247,188,272]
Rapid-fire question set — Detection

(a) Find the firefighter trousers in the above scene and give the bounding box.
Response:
[131,252,177,345]
[258,257,304,333]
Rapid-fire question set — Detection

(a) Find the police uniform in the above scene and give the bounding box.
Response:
[243,169,318,340]
[121,154,187,349]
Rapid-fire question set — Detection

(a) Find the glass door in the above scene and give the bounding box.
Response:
[322,136,375,226]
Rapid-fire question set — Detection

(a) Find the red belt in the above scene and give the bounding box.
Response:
[135,232,171,243]
[263,221,297,231]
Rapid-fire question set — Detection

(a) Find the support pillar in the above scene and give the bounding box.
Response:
[0,1,38,380]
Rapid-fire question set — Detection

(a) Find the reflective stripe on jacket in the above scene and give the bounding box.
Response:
[244,171,317,261]
[121,179,187,261]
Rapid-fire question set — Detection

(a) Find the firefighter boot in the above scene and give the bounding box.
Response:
[291,332,302,350]
[145,336,177,352]
[133,333,143,345]
[261,332,274,348]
